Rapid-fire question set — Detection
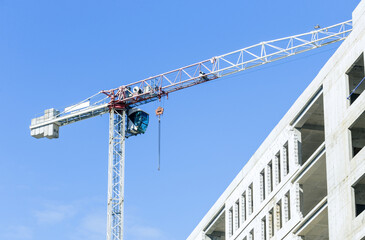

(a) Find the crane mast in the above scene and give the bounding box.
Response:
[107,109,126,240]
[29,20,352,240]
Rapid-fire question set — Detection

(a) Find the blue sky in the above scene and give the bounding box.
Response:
[0,0,359,239]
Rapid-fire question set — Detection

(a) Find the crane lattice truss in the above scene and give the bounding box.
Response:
[29,20,352,240]
[103,20,352,107]
[30,20,352,132]
[107,109,126,240]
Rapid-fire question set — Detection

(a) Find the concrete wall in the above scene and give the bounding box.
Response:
[187,1,365,240]
[324,1,365,238]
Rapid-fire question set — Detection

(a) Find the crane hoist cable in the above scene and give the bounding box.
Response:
[155,106,164,171]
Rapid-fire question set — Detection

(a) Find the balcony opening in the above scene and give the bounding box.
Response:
[353,173,365,217]
[293,92,325,165]
[298,208,329,240]
[204,207,225,240]
[298,152,327,217]
[349,110,365,158]
[347,53,364,104]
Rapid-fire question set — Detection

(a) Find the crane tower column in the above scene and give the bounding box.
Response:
[107,108,126,240]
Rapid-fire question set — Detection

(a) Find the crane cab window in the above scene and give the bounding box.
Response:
[127,110,149,134]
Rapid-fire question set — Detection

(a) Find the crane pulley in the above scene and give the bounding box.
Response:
[29,20,353,240]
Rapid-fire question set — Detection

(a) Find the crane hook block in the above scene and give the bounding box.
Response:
[127,108,149,135]
[155,106,164,116]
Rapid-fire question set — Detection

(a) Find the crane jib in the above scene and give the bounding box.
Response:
[30,20,352,140]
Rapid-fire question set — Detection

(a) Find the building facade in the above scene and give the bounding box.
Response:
[187,1,365,240]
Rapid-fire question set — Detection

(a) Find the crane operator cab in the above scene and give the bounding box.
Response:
[126,108,149,136]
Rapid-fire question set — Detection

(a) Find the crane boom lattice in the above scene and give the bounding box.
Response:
[102,20,352,109]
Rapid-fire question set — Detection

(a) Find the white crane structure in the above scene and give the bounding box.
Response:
[30,20,352,240]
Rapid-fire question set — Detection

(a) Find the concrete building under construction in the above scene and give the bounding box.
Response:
[187,1,365,240]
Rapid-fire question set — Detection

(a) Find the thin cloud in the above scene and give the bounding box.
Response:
[129,225,164,239]
[1,225,33,240]
[34,203,76,225]
[71,211,106,240]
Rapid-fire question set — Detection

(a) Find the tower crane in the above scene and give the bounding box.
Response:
[29,20,352,240]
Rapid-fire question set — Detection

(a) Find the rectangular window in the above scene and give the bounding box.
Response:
[267,162,273,193]
[260,169,266,201]
[249,229,254,240]
[276,200,282,230]
[269,208,274,237]
[275,152,281,185]
[235,200,240,230]
[347,53,364,104]
[299,184,304,215]
[248,184,254,215]
[261,217,267,240]
[283,142,289,176]
[229,207,233,236]
[353,174,365,217]
[242,192,247,223]
[349,111,365,158]
[284,191,291,222]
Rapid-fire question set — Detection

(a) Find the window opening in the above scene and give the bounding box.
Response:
[249,229,254,240]
[260,170,266,201]
[276,151,281,184]
[269,208,274,237]
[242,192,247,223]
[350,111,365,158]
[353,173,365,217]
[248,184,254,215]
[235,200,240,230]
[229,207,233,236]
[284,191,291,222]
[284,143,289,176]
[276,200,282,230]
[261,217,267,240]
[267,162,273,193]
[347,53,365,104]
